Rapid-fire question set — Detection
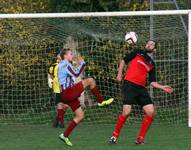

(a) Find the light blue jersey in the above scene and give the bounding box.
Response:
[58,60,85,90]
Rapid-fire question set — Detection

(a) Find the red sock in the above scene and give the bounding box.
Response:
[64,120,77,137]
[113,113,128,138]
[138,115,154,138]
[57,109,65,125]
[91,86,104,103]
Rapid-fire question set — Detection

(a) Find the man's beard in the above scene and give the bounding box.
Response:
[145,48,154,53]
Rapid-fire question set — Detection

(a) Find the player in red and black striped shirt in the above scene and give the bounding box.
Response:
[109,40,173,144]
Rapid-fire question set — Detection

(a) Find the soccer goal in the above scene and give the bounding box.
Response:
[0,10,190,126]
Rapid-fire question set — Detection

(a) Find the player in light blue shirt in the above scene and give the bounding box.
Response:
[58,57,85,90]
[58,48,114,146]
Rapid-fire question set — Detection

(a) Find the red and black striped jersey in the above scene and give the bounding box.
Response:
[123,49,156,87]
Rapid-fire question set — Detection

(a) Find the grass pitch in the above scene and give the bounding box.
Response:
[0,123,191,150]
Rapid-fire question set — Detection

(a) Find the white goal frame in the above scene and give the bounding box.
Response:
[189,11,191,127]
[0,10,191,126]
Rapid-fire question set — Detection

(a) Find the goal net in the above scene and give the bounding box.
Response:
[0,10,190,125]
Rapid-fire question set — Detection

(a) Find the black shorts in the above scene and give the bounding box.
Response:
[54,93,62,105]
[122,80,153,107]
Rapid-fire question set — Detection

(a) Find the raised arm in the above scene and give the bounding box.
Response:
[150,82,173,93]
[148,64,173,93]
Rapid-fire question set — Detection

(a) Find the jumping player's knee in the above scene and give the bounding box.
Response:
[122,105,131,117]
[57,103,64,109]
[62,104,69,110]
[87,78,95,85]
[145,110,155,117]
[143,104,155,117]
[122,110,130,118]
[82,78,96,88]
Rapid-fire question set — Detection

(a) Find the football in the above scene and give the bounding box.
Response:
[125,31,138,44]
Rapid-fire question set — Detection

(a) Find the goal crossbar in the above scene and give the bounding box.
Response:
[0,10,191,19]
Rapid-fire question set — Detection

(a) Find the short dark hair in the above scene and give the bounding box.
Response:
[59,48,70,59]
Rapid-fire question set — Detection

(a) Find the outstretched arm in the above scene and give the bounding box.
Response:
[116,60,125,82]
[150,82,173,93]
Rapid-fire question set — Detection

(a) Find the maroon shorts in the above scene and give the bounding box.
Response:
[61,81,84,112]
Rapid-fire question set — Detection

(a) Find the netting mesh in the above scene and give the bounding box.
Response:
[0,13,188,125]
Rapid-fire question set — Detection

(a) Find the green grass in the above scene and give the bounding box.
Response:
[0,123,191,150]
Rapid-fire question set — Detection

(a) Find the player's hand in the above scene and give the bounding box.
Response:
[116,75,122,82]
[78,56,84,64]
[162,85,173,93]
[77,56,85,64]
[78,56,84,62]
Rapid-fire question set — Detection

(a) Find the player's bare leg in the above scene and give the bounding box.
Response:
[82,78,114,106]
[109,105,132,144]
[59,107,84,146]
[135,104,155,144]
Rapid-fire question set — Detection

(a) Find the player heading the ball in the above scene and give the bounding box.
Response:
[109,39,173,145]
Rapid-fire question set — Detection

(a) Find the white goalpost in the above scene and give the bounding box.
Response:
[189,11,191,127]
[0,10,190,125]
